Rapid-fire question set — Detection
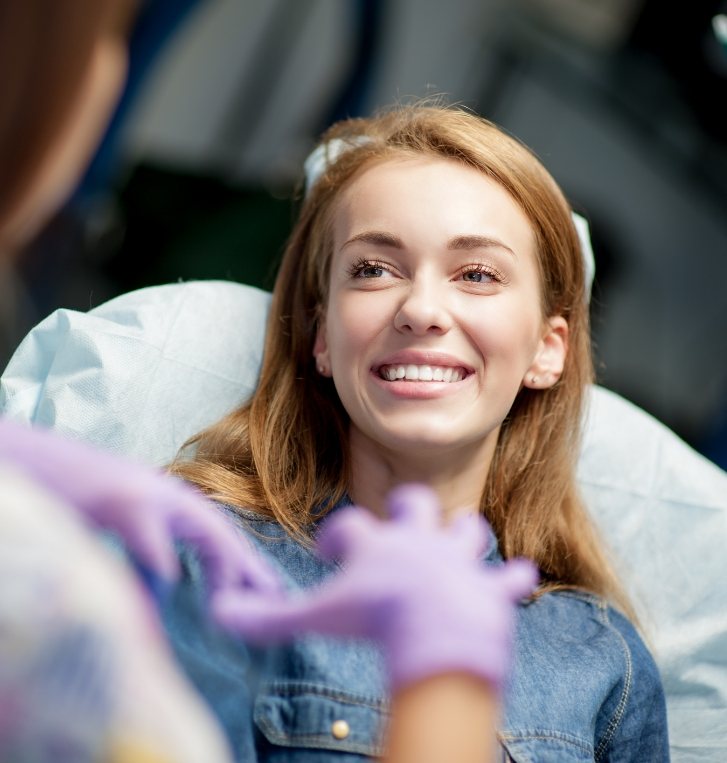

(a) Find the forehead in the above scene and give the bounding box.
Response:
[331,156,536,257]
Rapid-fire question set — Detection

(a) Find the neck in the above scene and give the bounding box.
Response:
[348,427,499,521]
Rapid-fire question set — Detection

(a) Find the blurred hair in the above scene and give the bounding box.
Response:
[171,104,632,617]
[0,0,134,239]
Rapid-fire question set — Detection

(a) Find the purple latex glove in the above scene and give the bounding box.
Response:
[0,418,281,594]
[213,484,538,692]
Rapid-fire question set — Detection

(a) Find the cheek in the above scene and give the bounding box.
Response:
[466,302,543,363]
[327,292,388,365]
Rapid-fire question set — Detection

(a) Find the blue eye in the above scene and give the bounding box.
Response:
[460,266,498,283]
[359,265,385,278]
[462,270,489,283]
[348,258,391,279]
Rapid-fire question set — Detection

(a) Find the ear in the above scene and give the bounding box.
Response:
[313,319,332,377]
[523,316,569,390]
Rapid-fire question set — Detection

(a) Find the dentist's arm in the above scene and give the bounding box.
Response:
[384,673,498,763]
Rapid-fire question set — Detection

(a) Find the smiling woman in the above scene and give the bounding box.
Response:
[169,105,669,761]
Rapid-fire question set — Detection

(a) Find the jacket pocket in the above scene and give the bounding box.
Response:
[254,681,388,757]
[500,731,595,762]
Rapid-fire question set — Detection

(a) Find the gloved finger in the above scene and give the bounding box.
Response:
[448,512,492,558]
[211,590,304,641]
[226,537,284,593]
[121,515,181,582]
[168,504,283,593]
[211,583,367,641]
[314,506,378,562]
[490,558,539,601]
[386,483,440,527]
[204,540,284,594]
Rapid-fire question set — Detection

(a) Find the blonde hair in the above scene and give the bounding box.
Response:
[171,105,632,616]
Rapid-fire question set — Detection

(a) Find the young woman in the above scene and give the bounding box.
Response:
[168,105,670,760]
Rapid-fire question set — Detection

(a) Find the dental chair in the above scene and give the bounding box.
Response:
[2,278,725,761]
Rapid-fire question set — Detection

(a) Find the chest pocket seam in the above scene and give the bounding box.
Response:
[499,729,595,761]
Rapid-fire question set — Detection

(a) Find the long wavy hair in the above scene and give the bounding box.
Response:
[171,105,632,616]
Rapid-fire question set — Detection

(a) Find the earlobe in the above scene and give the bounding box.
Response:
[313,322,331,377]
[524,316,569,389]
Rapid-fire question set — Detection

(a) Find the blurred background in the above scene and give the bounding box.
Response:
[4,0,727,466]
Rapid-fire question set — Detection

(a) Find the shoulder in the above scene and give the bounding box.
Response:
[503,590,669,761]
[510,589,649,696]
[597,604,670,761]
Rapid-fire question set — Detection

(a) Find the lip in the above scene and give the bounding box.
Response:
[370,350,475,399]
[369,369,472,399]
[372,350,475,375]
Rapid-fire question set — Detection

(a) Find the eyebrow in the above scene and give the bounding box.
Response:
[447,235,517,258]
[342,231,404,249]
[341,230,516,258]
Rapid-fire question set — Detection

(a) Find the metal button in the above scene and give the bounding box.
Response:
[331,719,350,740]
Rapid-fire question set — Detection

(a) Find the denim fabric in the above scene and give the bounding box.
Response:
[160,501,669,762]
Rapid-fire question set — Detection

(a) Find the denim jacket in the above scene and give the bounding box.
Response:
[159,502,669,762]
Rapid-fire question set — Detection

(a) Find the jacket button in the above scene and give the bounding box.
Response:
[331,719,350,739]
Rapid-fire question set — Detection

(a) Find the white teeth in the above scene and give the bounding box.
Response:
[379,364,466,382]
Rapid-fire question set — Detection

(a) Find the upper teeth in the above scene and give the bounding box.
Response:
[379,364,465,382]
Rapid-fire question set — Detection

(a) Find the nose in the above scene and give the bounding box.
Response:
[393,279,453,335]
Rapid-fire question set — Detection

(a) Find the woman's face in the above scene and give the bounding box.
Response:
[314,156,567,460]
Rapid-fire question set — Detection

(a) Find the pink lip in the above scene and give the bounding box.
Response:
[370,370,472,399]
[369,350,475,400]
[372,350,475,374]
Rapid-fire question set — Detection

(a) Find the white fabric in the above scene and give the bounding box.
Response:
[0,281,269,466]
[2,279,726,761]
[578,390,727,759]
[571,212,596,299]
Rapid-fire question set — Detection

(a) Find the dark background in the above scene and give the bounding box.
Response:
[7,0,727,466]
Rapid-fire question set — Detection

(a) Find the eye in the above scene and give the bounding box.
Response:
[458,264,502,284]
[462,270,491,283]
[348,258,392,279]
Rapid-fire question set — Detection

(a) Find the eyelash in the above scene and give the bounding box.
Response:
[348,258,505,284]
[347,258,390,279]
[456,263,504,284]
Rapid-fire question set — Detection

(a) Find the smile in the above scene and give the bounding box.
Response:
[378,364,467,382]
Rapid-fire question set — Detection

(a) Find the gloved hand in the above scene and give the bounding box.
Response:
[0,418,281,594]
[212,484,538,691]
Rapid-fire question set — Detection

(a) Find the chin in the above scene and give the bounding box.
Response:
[377,423,480,454]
